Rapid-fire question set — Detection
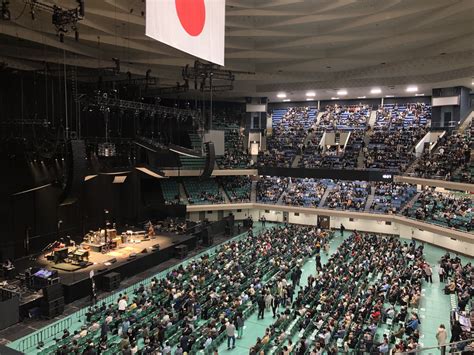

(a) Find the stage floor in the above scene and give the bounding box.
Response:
[36,233,191,285]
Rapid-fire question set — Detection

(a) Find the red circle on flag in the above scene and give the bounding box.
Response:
[175,0,206,37]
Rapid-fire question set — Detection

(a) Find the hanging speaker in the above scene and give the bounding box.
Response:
[201,142,215,178]
[59,140,87,205]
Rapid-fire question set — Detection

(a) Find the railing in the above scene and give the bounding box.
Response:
[18,317,73,353]
[350,338,474,354]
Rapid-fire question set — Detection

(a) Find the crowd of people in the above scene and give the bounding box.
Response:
[324,181,371,211]
[318,104,370,130]
[282,178,329,207]
[405,189,473,232]
[43,225,333,355]
[439,253,474,353]
[249,231,429,354]
[369,182,417,214]
[220,176,252,203]
[183,178,225,205]
[217,128,253,169]
[258,107,317,167]
[256,176,289,204]
[412,131,471,182]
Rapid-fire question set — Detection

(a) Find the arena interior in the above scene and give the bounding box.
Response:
[0,0,473,354]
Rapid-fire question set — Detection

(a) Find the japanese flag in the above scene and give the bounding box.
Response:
[146,0,225,66]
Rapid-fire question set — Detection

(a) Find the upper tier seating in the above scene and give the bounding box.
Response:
[256,176,289,203]
[324,180,371,211]
[161,179,181,204]
[412,131,471,181]
[405,189,473,232]
[364,103,431,171]
[219,176,251,203]
[217,124,252,169]
[258,106,317,167]
[369,182,417,213]
[183,178,224,204]
[282,178,330,207]
[319,104,371,130]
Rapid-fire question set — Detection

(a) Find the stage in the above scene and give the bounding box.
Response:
[34,232,199,303]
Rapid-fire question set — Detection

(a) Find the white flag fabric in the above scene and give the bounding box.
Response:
[146,0,225,66]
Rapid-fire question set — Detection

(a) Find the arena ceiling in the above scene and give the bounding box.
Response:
[0,0,473,101]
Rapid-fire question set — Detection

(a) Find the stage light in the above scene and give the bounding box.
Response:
[370,88,381,94]
[357,96,366,99]
[336,90,347,96]
[406,86,418,93]
[306,92,316,97]
[306,98,314,101]
[283,99,291,102]
[277,92,286,98]
[415,93,425,96]
[385,95,394,98]
[331,97,339,100]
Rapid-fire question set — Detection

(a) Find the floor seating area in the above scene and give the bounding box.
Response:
[182,178,224,205]
[30,224,331,355]
[219,176,252,203]
[369,182,417,213]
[324,180,371,211]
[258,106,317,167]
[249,232,427,354]
[405,189,473,232]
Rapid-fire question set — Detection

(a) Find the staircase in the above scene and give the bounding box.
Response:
[365,186,376,211]
[277,181,292,205]
[357,134,370,169]
[318,184,334,208]
[179,182,188,203]
[250,180,257,203]
[368,110,377,127]
[219,186,231,203]
[291,155,302,168]
[459,110,473,132]
[400,192,421,213]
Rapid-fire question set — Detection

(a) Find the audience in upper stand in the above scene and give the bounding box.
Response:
[282,178,329,207]
[219,176,251,203]
[369,182,417,214]
[364,103,430,171]
[183,178,224,205]
[319,104,370,130]
[405,188,473,232]
[412,130,471,182]
[217,127,252,169]
[256,176,289,203]
[324,180,370,211]
[258,106,317,167]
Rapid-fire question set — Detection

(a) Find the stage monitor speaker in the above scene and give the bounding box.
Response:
[41,297,64,319]
[59,140,87,205]
[102,272,121,292]
[201,142,215,179]
[0,290,19,330]
[43,284,63,301]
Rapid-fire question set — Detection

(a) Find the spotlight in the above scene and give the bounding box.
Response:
[277,92,286,98]
[406,86,418,93]
[336,89,347,96]
[370,88,382,94]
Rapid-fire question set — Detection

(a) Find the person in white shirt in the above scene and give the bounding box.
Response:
[118,297,127,313]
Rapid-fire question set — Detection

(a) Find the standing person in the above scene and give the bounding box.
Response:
[236,314,244,339]
[436,324,447,355]
[340,223,345,237]
[226,320,236,350]
[261,215,266,227]
[271,294,280,318]
[257,293,266,320]
[424,263,433,283]
[438,265,446,283]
